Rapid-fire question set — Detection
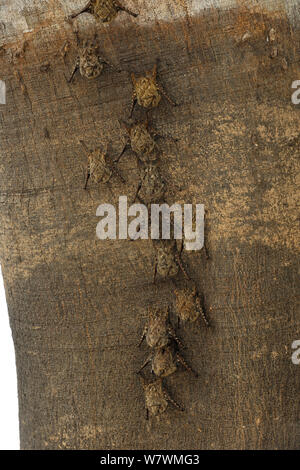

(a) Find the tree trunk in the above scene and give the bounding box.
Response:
[0,0,299,450]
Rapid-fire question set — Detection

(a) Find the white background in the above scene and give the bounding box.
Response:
[0,268,19,449]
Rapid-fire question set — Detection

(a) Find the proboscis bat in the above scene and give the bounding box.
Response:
[130,63,177,117]
[152,238,190,283]
[138,374,184,419]
[139,342,198,378]
[80,140,125,188]
[134,163,166,206]
[174,281,210,327]
[117,119,158,163]
[175,199,209,259]
[138,306,183,349]
[116,119,179,164]
[69,0,138,24]
[68,36,118,82]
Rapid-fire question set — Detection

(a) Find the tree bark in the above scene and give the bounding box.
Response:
[0,0,299,450]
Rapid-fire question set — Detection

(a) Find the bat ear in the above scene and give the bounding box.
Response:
[152,62,158,79]
[137,370,147,386]
[131,72,137,85]
[103,142,109,155]
[191,281,197,295]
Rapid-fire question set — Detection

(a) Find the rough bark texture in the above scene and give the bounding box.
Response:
[0,0,299,450]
